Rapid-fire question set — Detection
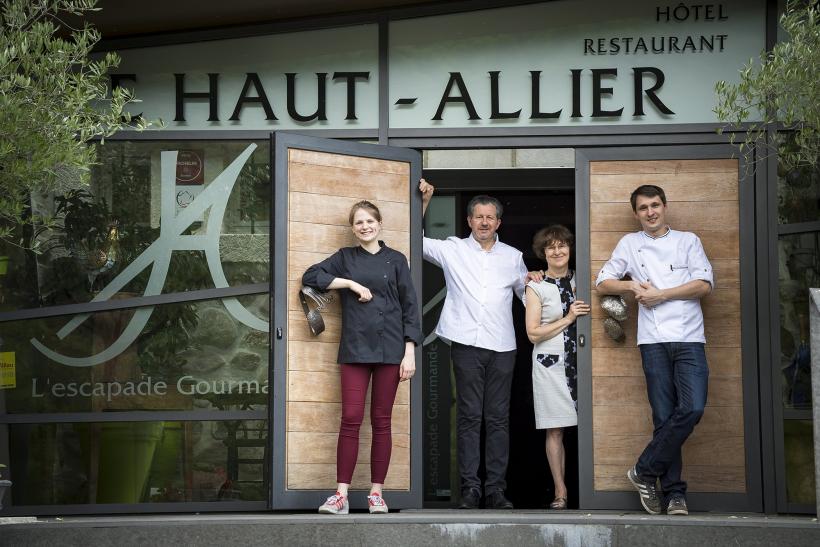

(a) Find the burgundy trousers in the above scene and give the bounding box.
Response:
[336,363,401,484]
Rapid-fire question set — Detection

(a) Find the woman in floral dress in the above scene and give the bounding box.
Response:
[525,225,590,510]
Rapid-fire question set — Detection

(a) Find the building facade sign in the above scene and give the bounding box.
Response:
[115,25,380,130]
[113,0,764,130]
[389,0,764,127]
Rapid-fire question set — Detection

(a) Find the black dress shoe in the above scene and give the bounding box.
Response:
[485,491,514,509]
[459,488,481,509]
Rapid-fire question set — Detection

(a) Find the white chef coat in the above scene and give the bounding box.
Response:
[595,228,714,345]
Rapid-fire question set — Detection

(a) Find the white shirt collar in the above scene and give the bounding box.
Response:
[467,232,499,252]
[641,226,672,240]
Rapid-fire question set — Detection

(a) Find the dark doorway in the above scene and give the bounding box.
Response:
[420,167,577,509]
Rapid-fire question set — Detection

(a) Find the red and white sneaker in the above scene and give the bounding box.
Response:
[318,492,349,514]
[367,493,388,514]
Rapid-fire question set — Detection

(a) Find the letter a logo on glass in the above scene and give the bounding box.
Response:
[31,144,268,367]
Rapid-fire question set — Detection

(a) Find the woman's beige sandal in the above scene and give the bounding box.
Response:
[549,497,567,510]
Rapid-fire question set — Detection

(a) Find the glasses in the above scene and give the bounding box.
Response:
[545,242,569,252]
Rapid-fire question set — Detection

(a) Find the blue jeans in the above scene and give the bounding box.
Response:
[635,342,708,501]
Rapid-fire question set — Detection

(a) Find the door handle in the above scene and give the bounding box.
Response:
[276,327,283,340]
[578,334,586,347]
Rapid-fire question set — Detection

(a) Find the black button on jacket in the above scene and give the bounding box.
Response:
[302,242,422,365]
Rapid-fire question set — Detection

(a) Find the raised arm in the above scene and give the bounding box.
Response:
[419,178,434,217]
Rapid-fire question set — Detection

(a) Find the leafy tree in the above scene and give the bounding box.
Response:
[714,0,820,171]
[0,0,158,250]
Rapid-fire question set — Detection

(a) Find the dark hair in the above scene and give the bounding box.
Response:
[348,200,382,225]
[532,224,574,261]
[467,195,503,219]
[629,185,667,212]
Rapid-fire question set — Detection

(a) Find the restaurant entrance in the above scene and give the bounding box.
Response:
[419,164,577,509]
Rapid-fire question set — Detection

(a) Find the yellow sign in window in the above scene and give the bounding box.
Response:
[0,352,15,389]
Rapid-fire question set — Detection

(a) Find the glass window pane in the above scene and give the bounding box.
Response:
[784,420,816,505]
[0,296,269,413]
[778,163,820,224]
[778,232,819,410]
[5,420,266,505]
[0,141,270,312]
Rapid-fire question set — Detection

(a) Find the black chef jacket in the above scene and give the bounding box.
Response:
[302,241,422,365]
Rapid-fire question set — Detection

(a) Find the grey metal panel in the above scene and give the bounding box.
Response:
[389,123,753,138]
[766,140,789,513]
[271,131,289,511]
[785,502,818,514]
[574,149,594,511]
[104,129,379,141]
[766,0,778,51]
[97,15,380,52]
[0,410,266,424]
[0,283,268,323]
[270,131,422,510]
[408,140,424,507]
[96,0,549,51]
[738,140,764,512]
[423,168,575,191]
[379,17,389,146]
[757,139,778,515]
[387,133,734,149]
[1,501,267,517]
[778,221,820,235]
[782,409,813,420]
[575,143,763,513]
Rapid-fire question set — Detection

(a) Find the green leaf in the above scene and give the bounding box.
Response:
[0,0,161,250]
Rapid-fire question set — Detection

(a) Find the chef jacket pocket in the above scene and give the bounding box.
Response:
[666,261,690,284]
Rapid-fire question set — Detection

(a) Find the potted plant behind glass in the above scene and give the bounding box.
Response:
[0,463,10,510]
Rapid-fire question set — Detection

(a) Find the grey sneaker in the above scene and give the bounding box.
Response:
[666,495,688,516]
[627,467,662,515]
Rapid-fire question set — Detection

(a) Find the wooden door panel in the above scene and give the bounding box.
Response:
[273,134,421,509]
[588,158,745,494]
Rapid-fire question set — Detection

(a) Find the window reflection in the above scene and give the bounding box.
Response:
[0,297,269,414]
[778,232,819,410]
[778,164,820,225]
[0,141,270,312]
[784,420,816,505]
[7,420,267,505]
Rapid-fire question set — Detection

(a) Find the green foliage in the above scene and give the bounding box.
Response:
[238,162,271,234]
[714,0,820,171]
[54,189,111,252]
[0,0,160,250]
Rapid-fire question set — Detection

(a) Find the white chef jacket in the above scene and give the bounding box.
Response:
[423,234,528,352]
[595,228,714,345]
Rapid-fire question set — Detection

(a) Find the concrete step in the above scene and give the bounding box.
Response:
[2,510,819,546]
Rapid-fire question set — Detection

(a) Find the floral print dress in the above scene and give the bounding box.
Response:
[527,272,578,429]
